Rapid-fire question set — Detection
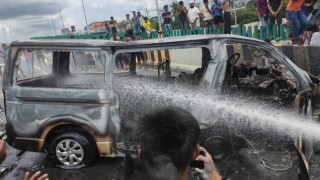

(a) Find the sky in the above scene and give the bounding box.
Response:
[0,0,199,43]
[0,0,252,43]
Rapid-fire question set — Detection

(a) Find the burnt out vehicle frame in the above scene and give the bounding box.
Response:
[2,35,320,176]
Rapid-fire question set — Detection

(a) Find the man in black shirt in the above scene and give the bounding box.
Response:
[162,5,172,31]
[176,1,188,29]
[267,0,284,37]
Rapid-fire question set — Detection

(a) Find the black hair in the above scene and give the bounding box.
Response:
[305,24,318,32]
[136,106,200,172]
[179,1,184,5]
[203,0,208,3]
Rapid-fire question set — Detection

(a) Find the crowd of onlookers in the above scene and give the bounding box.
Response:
[102,0,320,45]
[258,0,320,45]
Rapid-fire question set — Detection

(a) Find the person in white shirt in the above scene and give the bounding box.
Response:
[199,0,213,28]
[188,1,200,30]
[124,14,134,37]
[310,25,320,46]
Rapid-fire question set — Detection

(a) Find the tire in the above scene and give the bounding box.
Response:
[202,136,231,161]
[49,132,96,169]
[200,124,234,162]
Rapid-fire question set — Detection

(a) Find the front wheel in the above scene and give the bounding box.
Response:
[49,132,96,169]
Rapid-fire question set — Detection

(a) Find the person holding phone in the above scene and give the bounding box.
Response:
[177,1,189,29]
[125,106,221,180]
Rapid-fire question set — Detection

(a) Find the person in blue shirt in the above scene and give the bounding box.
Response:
[211,0,224,28]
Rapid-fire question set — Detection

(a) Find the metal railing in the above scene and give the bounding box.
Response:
[31,24,291,41]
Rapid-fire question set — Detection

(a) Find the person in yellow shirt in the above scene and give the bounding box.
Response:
[142,17,155,37]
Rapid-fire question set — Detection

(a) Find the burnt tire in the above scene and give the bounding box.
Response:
[49,132,96,169]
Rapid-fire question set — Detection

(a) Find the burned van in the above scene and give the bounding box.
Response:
[3,40,123,168]
[2,36,320,178]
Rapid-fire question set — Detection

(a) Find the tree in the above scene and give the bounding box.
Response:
[233,0,287,25]
[232,0,259,25]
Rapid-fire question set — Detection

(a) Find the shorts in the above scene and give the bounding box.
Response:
[213,16,224,25]
[111,27,117,34]
[205,19,214,27]
[126,29,133,37]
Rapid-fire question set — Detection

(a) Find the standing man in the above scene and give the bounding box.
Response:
[199,0,213,29]
[124,14,134,37]
[188,1,200,30]
[109,16,117,35]
[137,12,145,32]
[177,1,188,29]
[267,0,284,38]
[131,11,141,34]
[162,5,173,31]
[257,0,269,39]
[212,0,224,28]
[286,0,307,44]
[222,0,232,34]
[0,43,8,61]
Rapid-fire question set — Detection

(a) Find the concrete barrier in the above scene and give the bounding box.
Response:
[276,45,320,77]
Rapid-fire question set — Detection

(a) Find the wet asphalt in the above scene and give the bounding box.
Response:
[0,127,304,180]
[0,72,319,180]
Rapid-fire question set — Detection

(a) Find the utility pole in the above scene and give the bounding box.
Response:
[14,32,18,40]
[233,0,237,25]
[155,0,162,32]
[57,4,65,35]
[81,0,90,34]
[49,3,66,35]
[8,26,13,42]
[1,23,8,43]
[47,18,53,36]
[51,15,57,36]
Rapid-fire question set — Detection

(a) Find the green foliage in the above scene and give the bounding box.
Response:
[232,0,259,25]
[171,2,181,30]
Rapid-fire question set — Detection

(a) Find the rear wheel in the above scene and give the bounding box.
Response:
[49,132,96,169]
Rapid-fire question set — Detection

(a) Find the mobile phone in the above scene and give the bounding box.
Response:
[189,160,204,169]
[0,132,6,141]
[189,151,206,169]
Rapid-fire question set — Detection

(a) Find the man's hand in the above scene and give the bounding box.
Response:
[0,140,6,164]
[272,11,277,17]
[24,171,49,180]
[195,147,221,180]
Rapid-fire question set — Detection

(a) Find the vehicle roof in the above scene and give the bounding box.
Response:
[10,35,267,48]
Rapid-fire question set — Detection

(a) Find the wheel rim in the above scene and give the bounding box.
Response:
[55,139,84,166]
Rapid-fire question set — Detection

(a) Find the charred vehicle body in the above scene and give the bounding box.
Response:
[2,35,320,178]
